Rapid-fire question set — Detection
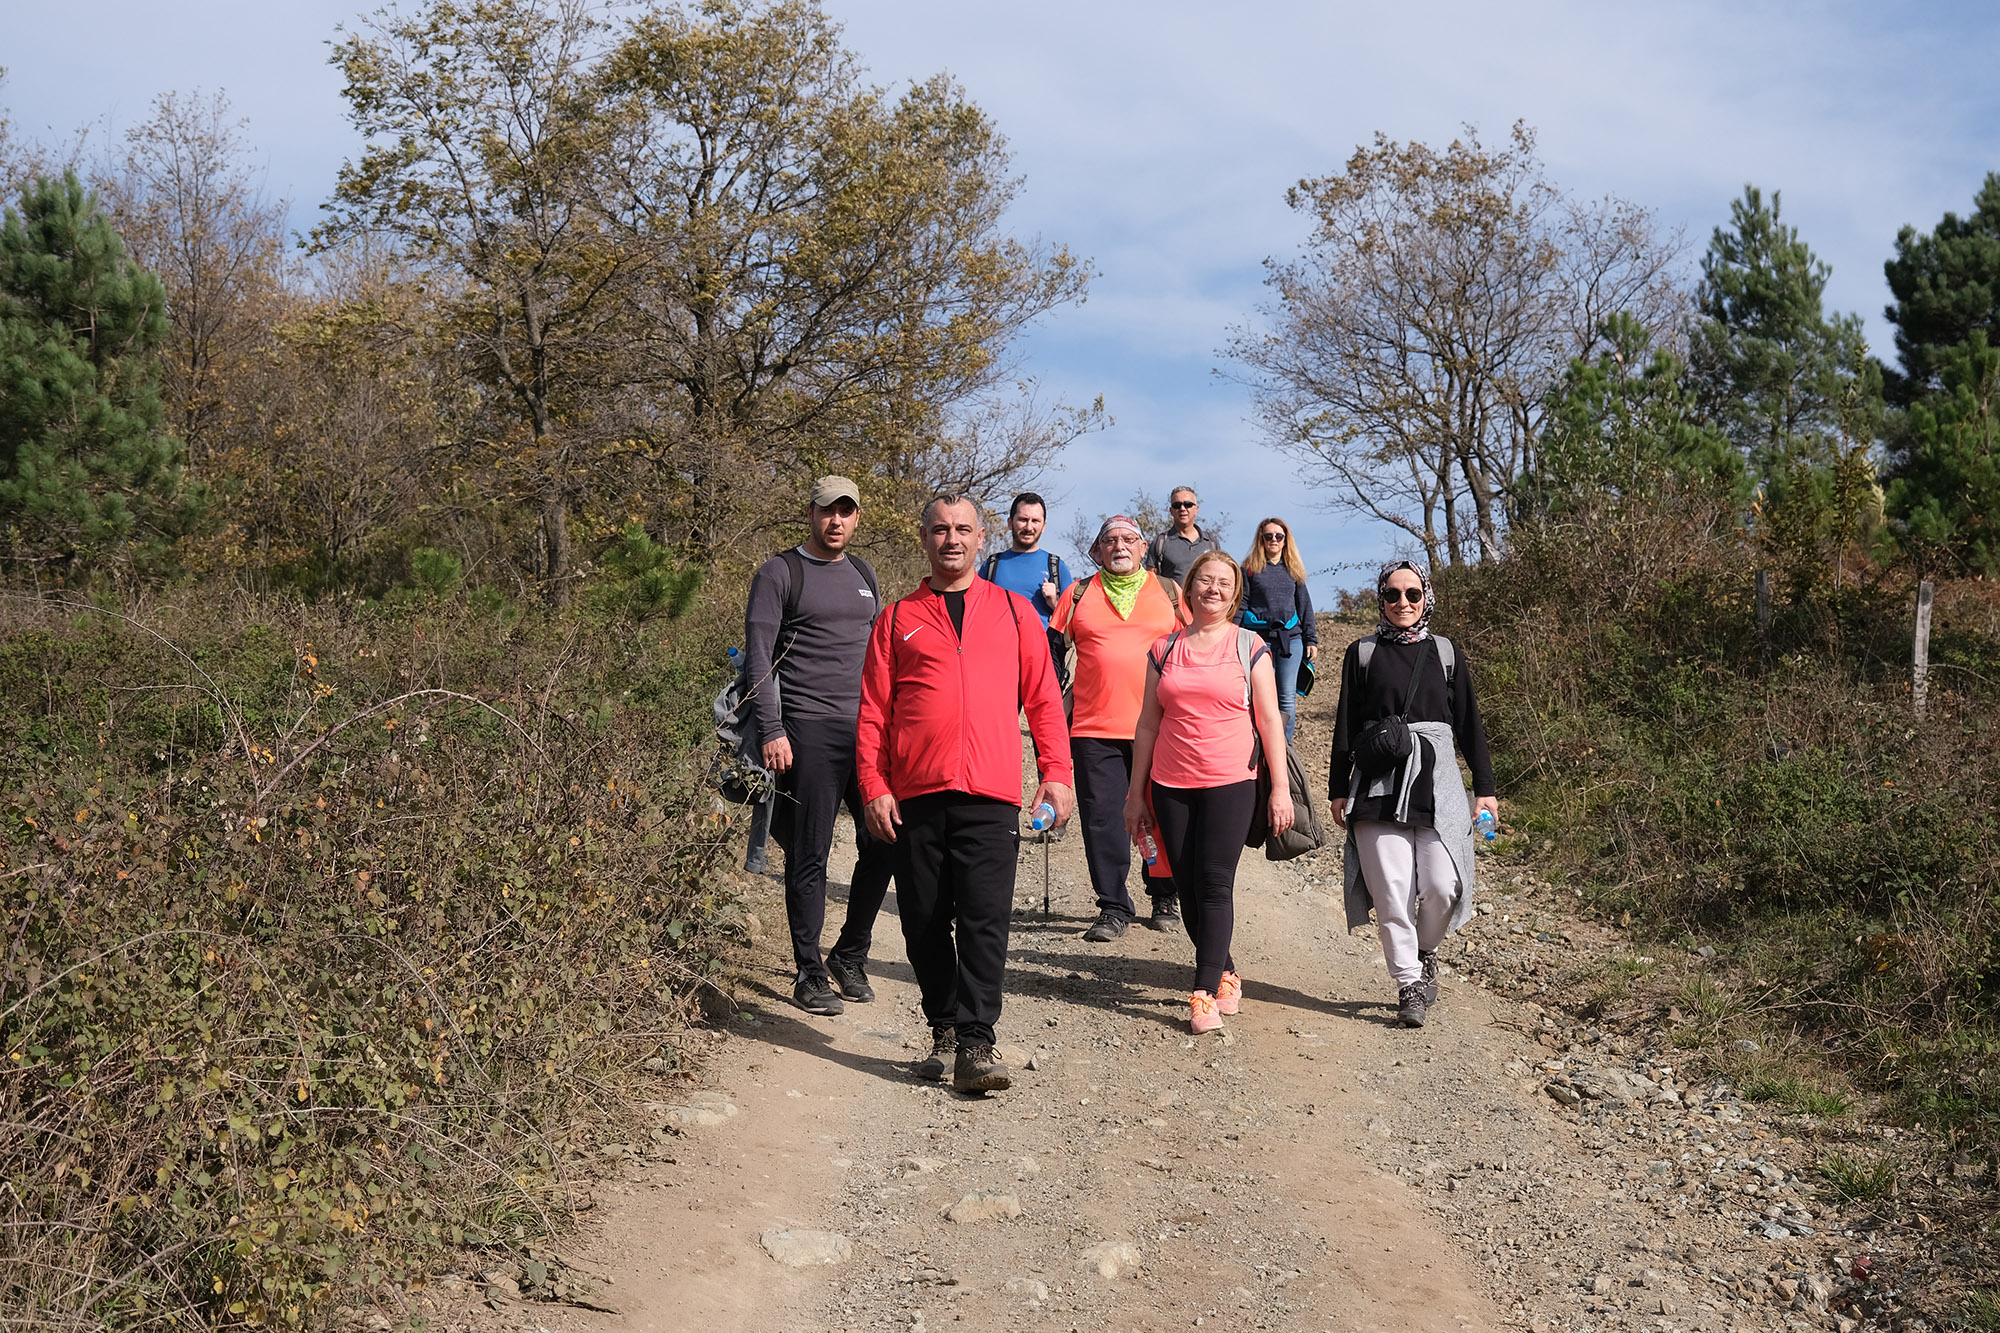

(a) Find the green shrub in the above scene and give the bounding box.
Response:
[0,588,738,1327]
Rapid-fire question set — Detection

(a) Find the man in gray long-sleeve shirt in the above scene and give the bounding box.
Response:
[742,475,895,1016]
[1144,485,1221,585]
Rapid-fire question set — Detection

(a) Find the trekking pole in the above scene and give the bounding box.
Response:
[1043,835,1052,918]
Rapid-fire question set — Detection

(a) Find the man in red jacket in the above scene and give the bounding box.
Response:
[858,494,1075,1093]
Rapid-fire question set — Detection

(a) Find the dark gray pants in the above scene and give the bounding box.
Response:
[774,715,895,980]
[1070,735,1176,920]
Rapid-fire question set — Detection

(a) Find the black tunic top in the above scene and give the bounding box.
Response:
[1327,636,1495,827]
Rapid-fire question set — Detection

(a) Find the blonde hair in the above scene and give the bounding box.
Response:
[1181,550,1245,620]
[1243,517,1306,581]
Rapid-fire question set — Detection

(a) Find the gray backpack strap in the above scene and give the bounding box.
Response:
[1235,627,1265,709]
[1356,638,1374,674]
[980,553,999,582]
[1434,635,1455,683]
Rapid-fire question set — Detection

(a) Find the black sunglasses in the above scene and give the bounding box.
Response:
[1380,587,1425,604]
[1260,532,1285,542]
[1170,500,1197,510]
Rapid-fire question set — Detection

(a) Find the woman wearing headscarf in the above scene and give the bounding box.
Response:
[1125,550,1293,1034]
[1328,561,1496,1028]
[1238,517,1317,743]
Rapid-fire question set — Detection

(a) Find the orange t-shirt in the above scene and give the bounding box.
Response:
[1051,574,1184,740]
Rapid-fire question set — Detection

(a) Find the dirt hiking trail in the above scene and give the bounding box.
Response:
[432,635,1906,1333]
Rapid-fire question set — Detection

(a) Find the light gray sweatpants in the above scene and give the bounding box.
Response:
[1353,820,1460,988]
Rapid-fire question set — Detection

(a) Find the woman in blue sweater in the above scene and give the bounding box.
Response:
[1238,517,1317,742]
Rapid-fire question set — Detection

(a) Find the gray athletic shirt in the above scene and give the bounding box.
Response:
[742,548,880,745]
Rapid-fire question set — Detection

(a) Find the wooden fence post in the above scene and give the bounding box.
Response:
[1913,580,1934,719]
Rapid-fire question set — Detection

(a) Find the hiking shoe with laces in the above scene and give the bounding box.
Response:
[1418,950,1439,1007]
[1216,970,1243,1015]
[1396,984,1428,1028]
[827,957,875,1003]
[1189,990,1223,1034]
[793,974,844,1016]
[952,1042,1013,1094]
[1081,910,1129,942]
[915,1025,955,1082]
[1146,895,1181,932]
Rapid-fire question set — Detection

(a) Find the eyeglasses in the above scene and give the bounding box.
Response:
[1260,532,1285,543]
[1381,587,1425,604]
[1170,501,1196,510]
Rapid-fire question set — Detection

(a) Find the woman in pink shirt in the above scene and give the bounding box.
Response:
[1123,551,1293,1033]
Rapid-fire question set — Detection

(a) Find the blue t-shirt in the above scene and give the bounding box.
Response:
[980,547,1072,629]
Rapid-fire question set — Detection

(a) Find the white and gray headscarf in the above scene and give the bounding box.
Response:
[1374,560,1434,644]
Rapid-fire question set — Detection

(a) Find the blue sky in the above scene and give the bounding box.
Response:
[7,0,1998,589]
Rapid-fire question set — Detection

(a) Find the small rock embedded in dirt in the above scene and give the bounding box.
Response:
[1079,1241,1143,1279]
[1366,1116,1393,1136]
[1005,1277,1049,1305]
[1012,1156,1039,1177]
[993,1045,1030,1067]
[759,1228,853,1267]
[1588,1275,1614,1296]
[944,1192,1022,1223]
[656,1092,738,1128]
[898,1156,944,1177]
[1545,1081,1581,1107]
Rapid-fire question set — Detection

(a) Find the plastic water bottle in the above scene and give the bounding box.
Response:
[1476,810,1497,842]
[1029,802,1056,832]
[1140,832,1160,868]
[726,646,742,666]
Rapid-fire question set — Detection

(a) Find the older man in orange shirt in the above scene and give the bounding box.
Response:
[1051,514,1188,941]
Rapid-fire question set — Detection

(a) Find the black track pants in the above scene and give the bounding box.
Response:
[1149,779,1256,995]
[1071,736,1175,918]
[892,792,1018,1046]
[773,715,895,980]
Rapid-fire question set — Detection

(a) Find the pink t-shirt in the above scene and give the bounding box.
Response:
[1148,631,1267,789]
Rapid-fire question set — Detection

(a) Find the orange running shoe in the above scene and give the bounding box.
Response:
[1189,990,1223,1034]
[1216,970,1242,1015]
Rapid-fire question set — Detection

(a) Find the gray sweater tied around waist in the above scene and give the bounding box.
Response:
[1341,719,1478,934]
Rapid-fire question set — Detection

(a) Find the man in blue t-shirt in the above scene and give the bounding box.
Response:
[979,492,1073,687]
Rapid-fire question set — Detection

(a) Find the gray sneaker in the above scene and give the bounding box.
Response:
[1418,950,1439,1006]
[915,1026,955,1082]
[952,1042,1013,1094]
[1396,984,1428,1028]
[793,974,844,1016]
[1146,896,1181,932]
[1081,910,1129,942]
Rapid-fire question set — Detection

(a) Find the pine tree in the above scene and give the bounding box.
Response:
[0,171,194,572]
[1688,186,1878,481]
[1881,173,2000,407]
[1886,332,2000,576]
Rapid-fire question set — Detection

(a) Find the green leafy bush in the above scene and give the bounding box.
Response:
[0,589,737,1327]
[1444,492,2000,1138]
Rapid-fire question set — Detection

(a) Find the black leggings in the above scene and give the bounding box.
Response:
[1149,779,1257,995]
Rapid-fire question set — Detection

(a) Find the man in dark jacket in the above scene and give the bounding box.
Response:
[743,475,895,1017]
[857,494,1073,1093]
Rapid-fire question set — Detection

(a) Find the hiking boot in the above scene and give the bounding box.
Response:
[1396,984,1428,1028]
[1216,970,1243,1016]
[1189,990,1223,1035]
[1146,895,1181,932]
[1081,910,1129,942]
[915,1025,955,1082]
[952,1042,1013,1094]
[828,957,875,1003]
[793,974,844,1016]
[1418,950,1439,1007]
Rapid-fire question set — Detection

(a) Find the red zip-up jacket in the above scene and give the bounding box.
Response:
[856,577,1072,806]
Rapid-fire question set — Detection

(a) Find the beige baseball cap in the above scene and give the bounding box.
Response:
[810,474,861,508]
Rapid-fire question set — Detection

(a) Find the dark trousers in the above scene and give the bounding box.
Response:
[1071,736,1176,919]
[893,792,1018,1046]
[1150,779,1257,995]
[773,715,895,980]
